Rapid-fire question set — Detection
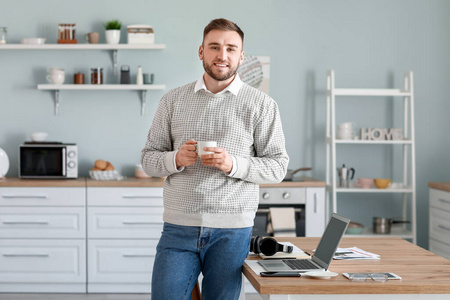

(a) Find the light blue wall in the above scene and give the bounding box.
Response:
[1,0,449,248]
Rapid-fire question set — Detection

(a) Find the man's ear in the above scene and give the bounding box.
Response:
[199,45,204,60]
[239,50,245,65]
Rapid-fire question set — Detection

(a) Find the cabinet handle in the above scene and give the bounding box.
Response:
[3,254,49,257]
[438,225,450,232]
[1,195,47,199]
[3,221,49,225]
[122,221,162,225]
[314,193,317,213]
[122,195,161,199]
[438,198,450,205]
[122,254,155,258]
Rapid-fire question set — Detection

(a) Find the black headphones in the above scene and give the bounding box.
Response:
[250,236,293,256]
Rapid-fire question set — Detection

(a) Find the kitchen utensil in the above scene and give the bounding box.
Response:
[30,132,48,142]
[374,178,391,189]
[373,217,410,234]
[91,68,103,84]
[345,222,364,234]
[144,73,154,84]
[337,164,355,188]
[283,167,312,181]
[0,147,9,178]
[357,178,374,189]
[74,72,85,84]
[0,27,7,44]
[120,65,130,84]
[84,32,99,44]
[47,72,65,84]
[20,38,46,44]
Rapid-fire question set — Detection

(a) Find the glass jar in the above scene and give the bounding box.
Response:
[90,68,103,84]
[0,27,7,44]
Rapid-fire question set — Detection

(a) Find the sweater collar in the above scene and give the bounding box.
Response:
[194,73,242,96]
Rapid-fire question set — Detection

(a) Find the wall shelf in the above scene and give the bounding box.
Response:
[37,84,166,116]
[1,43,166,76]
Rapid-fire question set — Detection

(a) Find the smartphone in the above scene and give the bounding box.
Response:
[342,272,402,280]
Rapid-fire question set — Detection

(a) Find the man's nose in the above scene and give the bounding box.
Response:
[217,48,227,60]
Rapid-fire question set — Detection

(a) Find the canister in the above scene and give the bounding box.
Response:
[90,68,103,84]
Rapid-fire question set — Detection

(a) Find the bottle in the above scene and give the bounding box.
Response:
[136,66,143,85]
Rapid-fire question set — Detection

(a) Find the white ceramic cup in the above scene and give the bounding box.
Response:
[338,122,355,130]
[47,67,65,74]
[197,141,217,156]
[46,72,65,84]
[337,128,354,139]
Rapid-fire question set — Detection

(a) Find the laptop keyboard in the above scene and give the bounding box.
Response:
[283,259,320,270]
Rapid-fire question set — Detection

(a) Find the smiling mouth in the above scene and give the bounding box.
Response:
[214,62,229,68]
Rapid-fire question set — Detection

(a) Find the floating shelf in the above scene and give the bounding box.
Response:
[0,43,166,76]
[37,84,166,116]
[0,44,166,50]
[330,88,412,97]
[345,227,413,239]
[328,138,413,144]
[334,185,414,193]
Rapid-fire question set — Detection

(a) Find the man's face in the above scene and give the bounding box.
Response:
[199,29,244,82]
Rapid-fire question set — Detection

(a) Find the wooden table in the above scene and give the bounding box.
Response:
[243,237,450,299]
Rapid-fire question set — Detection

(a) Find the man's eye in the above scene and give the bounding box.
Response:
[211,46,219,50]
[228,48,235,52]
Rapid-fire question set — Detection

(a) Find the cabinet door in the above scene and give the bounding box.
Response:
[305,188,326,237]
[0,239,86,283]
[87,187,163,207]
[429,188,450,212]
[429,238,450,260]
[0,187,85,207]
[429,207,450,245]
[88,207,164,239]
[88,239,157,293]
[0,207,85,238]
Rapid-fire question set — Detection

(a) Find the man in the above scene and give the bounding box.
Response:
[141,18,288,299]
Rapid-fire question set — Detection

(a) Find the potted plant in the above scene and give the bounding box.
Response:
[104,19,122,44]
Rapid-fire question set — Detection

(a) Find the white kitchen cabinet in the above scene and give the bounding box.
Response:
[0,186,86,293]
[87,187,164,293]
[305,187,326,237]
[429,187,450,260]
[325,70,416,243]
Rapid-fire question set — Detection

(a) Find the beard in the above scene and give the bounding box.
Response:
[203,60,239,81]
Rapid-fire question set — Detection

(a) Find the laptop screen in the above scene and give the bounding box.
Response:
[314,214,350,267]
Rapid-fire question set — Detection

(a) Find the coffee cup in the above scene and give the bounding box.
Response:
[338,122,355,130]
[374,178,392,189]
[196,141,217,156]
[84,32,99,44]
[47,67,65,74]
[358,178,374,189]
[46,72,65,84]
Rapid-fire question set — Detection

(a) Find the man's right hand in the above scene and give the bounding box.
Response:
[175,139,198,169]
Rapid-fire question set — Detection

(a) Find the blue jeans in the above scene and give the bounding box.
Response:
[151,222,252,300]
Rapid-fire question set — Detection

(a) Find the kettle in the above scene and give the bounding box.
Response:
[337,164,355,188]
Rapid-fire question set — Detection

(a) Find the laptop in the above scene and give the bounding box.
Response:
[258,213,350,273]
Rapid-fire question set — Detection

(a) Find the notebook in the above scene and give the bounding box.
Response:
[258,213,350,273]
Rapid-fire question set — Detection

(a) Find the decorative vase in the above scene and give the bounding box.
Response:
[105,30,120,44]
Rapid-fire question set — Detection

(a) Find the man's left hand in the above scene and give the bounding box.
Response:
[200,147,233,174]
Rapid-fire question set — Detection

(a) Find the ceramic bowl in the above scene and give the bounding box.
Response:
[30,132,48,142]
[20,38,46,44]
[374,178,391,189]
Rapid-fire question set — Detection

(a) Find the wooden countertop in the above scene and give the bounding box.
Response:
[244,237,450,295]
[0,177,325,188]
[429,182,450,193]
[0,177,86,187]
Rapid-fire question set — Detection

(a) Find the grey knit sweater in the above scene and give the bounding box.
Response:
[141,81,289,228]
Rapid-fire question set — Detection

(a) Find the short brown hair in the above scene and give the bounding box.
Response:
[203,18,244,45]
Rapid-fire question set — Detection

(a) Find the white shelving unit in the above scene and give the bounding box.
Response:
[0,43,166,115]
[325,70,416,243]
[37,84,166,115]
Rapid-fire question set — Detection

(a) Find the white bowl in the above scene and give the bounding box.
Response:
[20,38,46,45]
[30,132,48,142]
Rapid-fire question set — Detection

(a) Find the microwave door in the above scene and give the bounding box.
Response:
[61,147,67,176]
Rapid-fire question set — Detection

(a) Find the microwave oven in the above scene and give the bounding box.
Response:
[19,143,78,179]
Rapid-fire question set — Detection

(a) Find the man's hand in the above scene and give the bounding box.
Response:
[200,146,233,174]
[175,139,198,169]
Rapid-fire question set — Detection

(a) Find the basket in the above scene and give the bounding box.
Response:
[89,170,123,181]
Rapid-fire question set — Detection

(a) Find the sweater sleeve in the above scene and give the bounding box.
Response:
[231,97,289,184]
[141,95,182,177]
